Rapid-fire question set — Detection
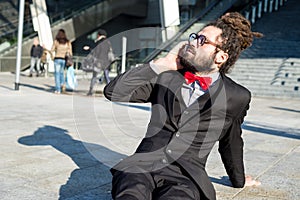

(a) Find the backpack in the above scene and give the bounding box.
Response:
[81,53,102,72]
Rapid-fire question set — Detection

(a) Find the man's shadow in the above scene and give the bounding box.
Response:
[18,125,126,199]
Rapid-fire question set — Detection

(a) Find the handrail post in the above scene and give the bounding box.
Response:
[264,0,268,13]
[244,11,250,21]
[269,0,274,13]
[251,5,257,24]
[258,1,262,18]
[121,37,127,73]
[274,0,279,10]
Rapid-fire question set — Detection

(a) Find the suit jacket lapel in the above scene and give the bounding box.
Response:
[191,74,224,110]
[166,72,187,129]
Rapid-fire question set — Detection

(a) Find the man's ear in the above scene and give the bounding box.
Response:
[215,51,228,66]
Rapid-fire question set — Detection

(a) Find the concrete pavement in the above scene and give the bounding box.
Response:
[0,71,299,200]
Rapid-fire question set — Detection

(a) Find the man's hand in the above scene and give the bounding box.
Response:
[245,175,261,187]
[152,42,186,73]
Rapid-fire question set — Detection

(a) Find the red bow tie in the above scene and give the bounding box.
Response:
[184,71,212,90]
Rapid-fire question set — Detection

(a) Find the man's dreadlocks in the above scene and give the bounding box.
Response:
[207,12,263,74]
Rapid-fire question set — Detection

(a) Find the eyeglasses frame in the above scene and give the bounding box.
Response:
[188,33,224,51]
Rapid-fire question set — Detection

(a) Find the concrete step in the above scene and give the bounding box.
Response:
[274,75,300,81]
[273,76,300,87]
[279,67,300,72]
[232,69,278,74]
[231,75,299,84]
[233,84,300,95]
[234,65,280,70]
[230,72,277,78]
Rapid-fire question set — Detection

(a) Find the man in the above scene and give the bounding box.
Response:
[104,12,262,200]
[84,29,114,96]
[29,37,43,77]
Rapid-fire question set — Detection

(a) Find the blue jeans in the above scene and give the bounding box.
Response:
[54,58,65,92]
[30,57,41,74]
[88,69,110,94]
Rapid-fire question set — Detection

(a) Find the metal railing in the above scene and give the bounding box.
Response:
[0,0,104,54]
[241,0,287,24]
[142,0,219,63]
[142,0,289,64]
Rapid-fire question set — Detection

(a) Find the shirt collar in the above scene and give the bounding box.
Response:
[200,71,220,84]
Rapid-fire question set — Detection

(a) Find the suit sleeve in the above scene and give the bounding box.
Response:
[218,92,251,188]
[104,64,158,103]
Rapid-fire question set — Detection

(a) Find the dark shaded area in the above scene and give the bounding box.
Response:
[209,176,232,187]
[19,83,53,92]
[18,125,125,199]
[270,106,300,114]
[242,122,300,140]
[240,0,300,59]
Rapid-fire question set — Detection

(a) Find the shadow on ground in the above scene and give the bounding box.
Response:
[243,121,300,140]
[18,125,125,199]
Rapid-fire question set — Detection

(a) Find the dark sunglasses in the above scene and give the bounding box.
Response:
[188,33,224,51]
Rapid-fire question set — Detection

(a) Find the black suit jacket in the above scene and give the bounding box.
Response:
[104,64,251,200]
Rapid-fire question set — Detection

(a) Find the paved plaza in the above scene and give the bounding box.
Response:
[0,71,299,200]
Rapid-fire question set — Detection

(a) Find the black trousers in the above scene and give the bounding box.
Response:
[111,164,205,200]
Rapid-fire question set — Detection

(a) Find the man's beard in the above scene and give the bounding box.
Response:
[178,44,215,73]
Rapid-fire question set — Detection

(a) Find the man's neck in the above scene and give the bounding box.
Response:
[195,68,219,76]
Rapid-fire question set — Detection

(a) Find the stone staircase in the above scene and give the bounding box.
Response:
[145,0,300,98]
[272,58,300,91]
[228,58,300,98]
[229,0,300,98]
[0,0,19,38]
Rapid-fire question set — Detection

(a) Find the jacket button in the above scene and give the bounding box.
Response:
[184,111,189,115]
[167,149,172,154]
[175,132,180,137]
[162,158,168,164]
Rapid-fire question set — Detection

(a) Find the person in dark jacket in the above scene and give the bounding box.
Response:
[85,29,114,96]
[29,37,44,77]
[104,12,262,200]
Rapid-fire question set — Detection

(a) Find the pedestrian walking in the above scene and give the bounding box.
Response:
[82,29,114,96]
[51,29,72,94]
[29,37,43,77]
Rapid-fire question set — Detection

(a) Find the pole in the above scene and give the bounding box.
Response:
[15,0,25,90]
[121,36,127,73]
[159,0,166,42]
